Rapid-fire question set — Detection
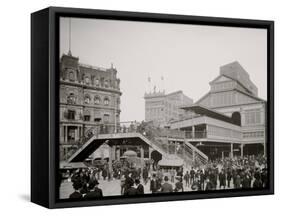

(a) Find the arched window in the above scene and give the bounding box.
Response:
[67,93,76,104]
[68,70,75,81]
[104,97,110,105]
[94,95,101,105]
[104,80,109,88]
[84,94,91,104]
[84,76,90,85]
[95,78,100,86]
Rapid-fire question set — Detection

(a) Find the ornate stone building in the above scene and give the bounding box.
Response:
[144,90,193,127]
[59,53,121,160]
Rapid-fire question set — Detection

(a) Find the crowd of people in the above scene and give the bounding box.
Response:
[60,155,268,199]
[181,155,268,191]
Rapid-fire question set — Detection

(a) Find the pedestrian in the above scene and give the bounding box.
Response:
[190,167,195,184]
[150,173,159,193]
[234,174,241,189]
[69,181,83,200]
[191,177,200,191]
[219,170,226,189]
[84,180,103,199]
[120,174,126,195]
[199,170,205,189]
[241,173,251,188]
[143,167,149,185]
[124,178,137,196]
[204,177,213,191]
[161,176,173,193]
[184,170,190,188]
[209,170,217,190]
[174,177,184,192]
[253,175,263,188]
[226,168,232,188]
[171,169,175,183]
[135,179,144,195]
[102,168,107,180]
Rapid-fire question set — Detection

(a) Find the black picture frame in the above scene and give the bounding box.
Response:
[31,6,274,209]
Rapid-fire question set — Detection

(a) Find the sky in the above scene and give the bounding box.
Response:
[60,17,267,122]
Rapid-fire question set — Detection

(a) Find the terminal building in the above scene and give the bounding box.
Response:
[169,61,266,159]
[144,90,193,127]
[59,52,122,160]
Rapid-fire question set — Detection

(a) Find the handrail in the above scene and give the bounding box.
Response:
[183,139,208,165]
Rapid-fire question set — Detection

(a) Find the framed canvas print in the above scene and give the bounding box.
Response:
[31,7,274,208]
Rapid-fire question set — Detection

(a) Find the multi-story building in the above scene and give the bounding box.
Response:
[169,61,266,159]
[59,53,121,160]
[144,90,193,127]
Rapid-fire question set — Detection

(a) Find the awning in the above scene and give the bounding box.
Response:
[60,161,88,169]
[179,105,238,125]
[123,150,137,157]
[158,158,184,167]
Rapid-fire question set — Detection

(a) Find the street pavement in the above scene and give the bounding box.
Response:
[60,177,234,199]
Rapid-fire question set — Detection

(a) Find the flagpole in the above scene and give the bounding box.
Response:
[68,18,72,56]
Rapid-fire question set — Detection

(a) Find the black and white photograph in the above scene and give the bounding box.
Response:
[58,16,269,201]
[1,0,280,214]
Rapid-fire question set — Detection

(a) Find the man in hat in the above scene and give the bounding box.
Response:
[69,181,83,200]
[124,177,137,196]
[84,180,103,199]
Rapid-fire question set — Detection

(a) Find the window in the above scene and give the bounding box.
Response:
[100,77,104,87]
[68,127,76,141]
[104,80,109,88]
[67,93,76,104]
[68,110,75,120]
[68,71,75,81]
[243,131,264,138]
[84,115,90,121]
[84,76,90,85]
[84,95,91,104]
[94,96,101,104]
[103,114,110,123]
[104,97,110,105]
[95,78,100,86]
[245,109,261,125]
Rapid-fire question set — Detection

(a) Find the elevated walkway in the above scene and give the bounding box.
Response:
[67,132,170,163]
[67,131,208,167]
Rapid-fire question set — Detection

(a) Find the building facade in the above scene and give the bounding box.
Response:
[144,90,193,127]
[169,62,266,159]
[59,53,122,160]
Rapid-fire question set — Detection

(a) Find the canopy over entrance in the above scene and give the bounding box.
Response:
[158,157,184,167]
[122,150,137,157]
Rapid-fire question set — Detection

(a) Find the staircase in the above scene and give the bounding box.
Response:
[138,123,208,167]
